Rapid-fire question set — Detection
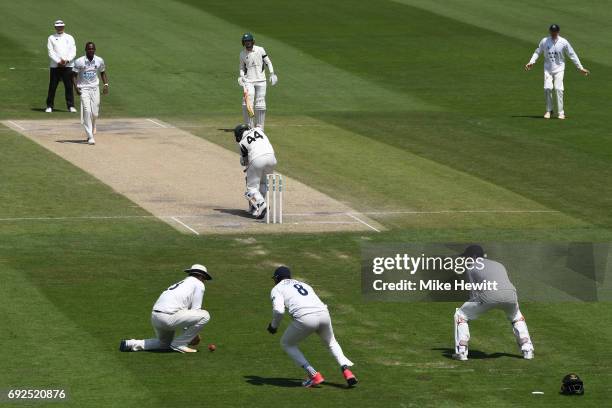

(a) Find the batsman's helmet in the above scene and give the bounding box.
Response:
[242,33,254,45]
[561,373,584,395]
[549,24,560,32]
[273,266,291,283]
[234,124,250,142]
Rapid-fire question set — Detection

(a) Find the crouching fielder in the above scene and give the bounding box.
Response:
[454,245,534,361]
[234,124,277,219]
[524,24,589,119]
[72,42,109,145]
[238,33,277,129]
[267,266,358,388]
[119,264,212,354]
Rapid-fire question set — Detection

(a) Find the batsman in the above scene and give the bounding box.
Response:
[238,33,277,129]
[234,124,277,219]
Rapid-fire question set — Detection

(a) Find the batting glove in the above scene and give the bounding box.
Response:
[237,76,246,87]
[267,323,277,334]
[269,73,278,86]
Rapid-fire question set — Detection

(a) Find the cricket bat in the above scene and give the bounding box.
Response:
[243,86,254,118]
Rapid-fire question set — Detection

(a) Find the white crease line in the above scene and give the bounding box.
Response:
[171,216,200,235]
[146,118,168,128]
[346,213,381,233]
[6,121,26,130]
[0,215,155,221]
[0,208,561,223]
[357,209,560,215]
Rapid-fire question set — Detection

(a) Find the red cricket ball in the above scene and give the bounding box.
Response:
[208,344,216,352]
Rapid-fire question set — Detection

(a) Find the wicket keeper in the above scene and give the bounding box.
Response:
[453,245,534,361]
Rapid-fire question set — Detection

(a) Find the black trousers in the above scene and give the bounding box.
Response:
[46,67,74,109]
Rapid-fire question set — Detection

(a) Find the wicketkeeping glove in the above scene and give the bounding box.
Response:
[267,323,277,334]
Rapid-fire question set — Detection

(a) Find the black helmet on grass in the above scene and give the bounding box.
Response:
[561,373,584,395]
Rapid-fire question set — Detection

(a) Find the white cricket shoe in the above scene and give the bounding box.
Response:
[170,345,198,353]
[88,138,96,145]
[69,106,78,113]
[523,350,534,360]
[543,111,551,119]
[255,202,267,219]
[452,346,468,361]
[558,113,566,120]
[45,107,52,113]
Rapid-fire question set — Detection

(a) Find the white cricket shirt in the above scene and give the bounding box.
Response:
[47,32,76,68]
[238,127,275,162]
[239,45,274,82]
[152,276,205,313]
[466,259,517,303]
[73,55,106,89]
[271,279,328,325]
[529,35,583,74]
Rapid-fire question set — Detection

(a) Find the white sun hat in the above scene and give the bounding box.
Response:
[184,264,212,280]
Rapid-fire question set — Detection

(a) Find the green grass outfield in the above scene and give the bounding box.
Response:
[1,0,611,406]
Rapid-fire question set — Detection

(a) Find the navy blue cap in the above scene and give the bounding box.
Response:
[273,266,291,280]
[460,245,484,258]
[549,24,560,32]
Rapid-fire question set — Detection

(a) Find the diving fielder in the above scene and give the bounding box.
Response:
[238,33,278,129]
[72,42,109,145]
[119,264,212,354]
[525,24,589,119]
[267,266,358,388]
[453,245,534,361]
[234,124,277,219]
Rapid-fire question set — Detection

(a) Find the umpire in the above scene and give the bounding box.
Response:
[45,20,76,113]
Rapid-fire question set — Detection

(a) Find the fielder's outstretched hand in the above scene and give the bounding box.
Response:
[580,68,590,76]
[267,323,277,334]
[524,63,534,71]
[189,334,201,346]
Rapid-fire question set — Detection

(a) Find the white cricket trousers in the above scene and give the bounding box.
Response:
[130,309,210,351]
[242,81,267,129]
[454,300,533,354]
[80,87,100,140]
[281,311,353,368]
[543,70,564,114]
[246,153,277,202]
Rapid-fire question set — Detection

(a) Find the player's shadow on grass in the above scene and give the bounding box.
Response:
[511,115,545,119]
[31,108,68,112]
[244,376,348,389]
[433,348,523,360]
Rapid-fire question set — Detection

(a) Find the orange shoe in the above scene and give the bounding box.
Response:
[343,369,358,386]
[302,372,324,387]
